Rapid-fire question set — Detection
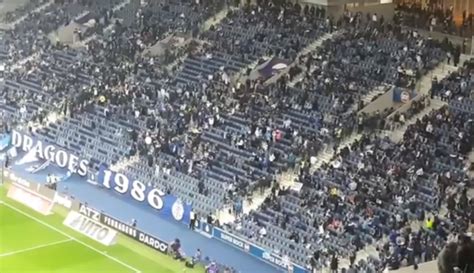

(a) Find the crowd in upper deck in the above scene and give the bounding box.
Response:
[0,0,473,272]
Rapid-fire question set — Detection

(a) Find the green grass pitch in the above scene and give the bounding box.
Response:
[0,184,204,273]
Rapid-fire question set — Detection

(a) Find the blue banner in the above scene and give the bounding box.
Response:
[212,227,308,273]
[0,133,11,151]
[97,164,192,225]
[10,130,90,176]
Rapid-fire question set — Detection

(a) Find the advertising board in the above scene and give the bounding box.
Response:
[7,183,53,215]
[63,210,117,246]
[78,203,169,253]
[211,227,307,273]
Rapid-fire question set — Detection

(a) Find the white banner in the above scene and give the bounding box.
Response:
[63,211,117,246]
[7,183,53,215]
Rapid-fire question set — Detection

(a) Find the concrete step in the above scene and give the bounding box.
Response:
[310,133,364,171]
[30,111,66,134]
[345,84,390,114]
[415,61,458,96]
[299,32,333,55]
[386,98,447,143]
[232,56,263,83]
[362,86,389,104]
[201,6,234,32]
[110,154,140,173]
[11,52,40,69]
[388,260,437,273]
[288,31,343,88]
[0,0,54,30]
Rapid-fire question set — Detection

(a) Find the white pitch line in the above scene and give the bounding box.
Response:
[0,239,73,257]
[0,202,141,273]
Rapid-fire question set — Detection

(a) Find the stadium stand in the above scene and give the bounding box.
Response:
[394,1,474,38]
[0,0,473,272]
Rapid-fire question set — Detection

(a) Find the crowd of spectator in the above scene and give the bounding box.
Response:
[393,95,426,126]
[0,0,473,272]
[395,2,474,38]
[432,61,474,101]
[0,0,123,65]
[227,57,473,271]
[229,96,473,271]
[289,11,446,121]
[0,0,47,23]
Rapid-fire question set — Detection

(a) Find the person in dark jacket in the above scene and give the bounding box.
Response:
[447,194,457,212]
[438,242,458,273]
[458,189,468,212]
[410,234,422,270]
[470,199,474,233]
[310,250,320,273]
[431,76,438,99]
[457,235,474,273]
[330,254,339,273]
[349,250,356,267]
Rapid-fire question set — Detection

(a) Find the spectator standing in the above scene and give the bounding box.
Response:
[447,194,457,214]
[189,210,196,230]
[453,46,461,67]
[310,250,321,273]
[431,76,438,98]
[457,235,474,273]
[349,250,356,267]
[410,234,422,270]
[4,154,9,169]
[458,189,468,213]
[194,248,202,262]
[330,254,339,273]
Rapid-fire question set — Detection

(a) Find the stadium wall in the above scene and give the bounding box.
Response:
[3,167,303,272]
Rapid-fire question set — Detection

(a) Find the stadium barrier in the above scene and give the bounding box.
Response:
[63,210,118,246]
[77,203,169,253]
[193,221,308,273]
[4,168,73,211]
[2,169,309,273]
[7,182,54,215]
[76,201,309,273]
[53,191,73,209]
